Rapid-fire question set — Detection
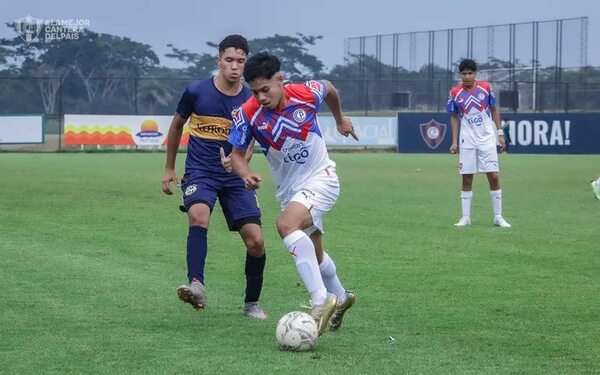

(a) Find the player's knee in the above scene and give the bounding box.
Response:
[187,203,210,227]
[487,172,500,184]
[276,218,297,238]
[244,234,265,255]
[188,212,209,227]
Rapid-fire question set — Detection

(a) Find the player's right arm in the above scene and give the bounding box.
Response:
[447,88,460,154]
[230,147,262,190]
[450,114,459,154]
[162,113,187,195]
[228,103,261,189]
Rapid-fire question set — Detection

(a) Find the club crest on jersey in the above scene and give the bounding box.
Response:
[184,184,197,196]
[293,109,307,123]
[477,93,485,100]
[419,119,447,150]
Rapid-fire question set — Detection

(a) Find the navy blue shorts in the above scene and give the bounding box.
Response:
[181,172,261,231]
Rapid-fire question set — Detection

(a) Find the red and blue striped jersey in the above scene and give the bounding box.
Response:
[229,80,336,203]
[447,81,498,148]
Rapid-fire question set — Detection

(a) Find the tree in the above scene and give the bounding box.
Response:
[1,26,160,113]
[69,31,159,107]
[164,45,216,78]
[244,33,324,81]
[135,66,186,115]
[1,26,74,113]
[167,33,326,82]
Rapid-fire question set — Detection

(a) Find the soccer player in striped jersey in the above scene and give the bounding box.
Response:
[228,52,358,336]
[447,59,511,228]
[591,176,600,199]
[161,35,267,319]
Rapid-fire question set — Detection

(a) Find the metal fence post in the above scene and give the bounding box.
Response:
[58,78,63,151]
[565,82,569,113]
[134,77,138,115]
[437,80,441,112]
[364,80,369,116]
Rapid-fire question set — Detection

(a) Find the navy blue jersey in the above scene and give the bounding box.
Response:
[177,77,252,174]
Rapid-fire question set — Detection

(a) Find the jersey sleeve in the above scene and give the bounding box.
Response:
[228,105,252,149]
[446,90,459,114]
[305,80,327,109]
[176,85,194,119]
[488,84,497,108]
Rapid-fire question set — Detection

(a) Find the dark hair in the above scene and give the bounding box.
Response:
[219,34,249,55]
[459,59,477,72]
[243,52,281,83]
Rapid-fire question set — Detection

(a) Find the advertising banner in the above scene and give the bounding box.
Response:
[0,115,44,144]
[397,113,600,154]
[319,116,397,146]
[64,114,396,148]
[64,115,189,146]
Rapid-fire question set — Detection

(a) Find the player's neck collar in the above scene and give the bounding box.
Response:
[462,81,477,90]
[213,75,243,96]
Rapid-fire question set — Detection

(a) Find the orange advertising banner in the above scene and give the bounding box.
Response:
[64,115,189,146]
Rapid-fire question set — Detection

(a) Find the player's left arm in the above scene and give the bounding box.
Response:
[491,105,506,152]
[323,80,359,141]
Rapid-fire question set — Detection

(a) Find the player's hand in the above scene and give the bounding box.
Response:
[498,136,507,153]
[449,143,458,154]
[220,147,233,173]
[336,116,359,141]
[162,169,179,195]
[243,173,262,190]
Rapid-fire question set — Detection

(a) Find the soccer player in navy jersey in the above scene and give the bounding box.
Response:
[447,59,511,228]
[161,35,267,319]
[228,52,358,336]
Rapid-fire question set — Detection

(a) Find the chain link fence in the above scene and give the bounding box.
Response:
[1,74,599,152]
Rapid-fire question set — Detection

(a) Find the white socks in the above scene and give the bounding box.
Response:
[490,189,503,217]
[460,191,472,219]
[319,252,347,304]
[596,178,600,188]
[283,230,327,306]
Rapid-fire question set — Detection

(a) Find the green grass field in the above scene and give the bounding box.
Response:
[1,152,599,374]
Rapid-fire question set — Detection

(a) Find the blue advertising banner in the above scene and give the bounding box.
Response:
[397,113,600,154]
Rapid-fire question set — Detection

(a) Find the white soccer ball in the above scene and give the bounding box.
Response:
[275,311,318,352]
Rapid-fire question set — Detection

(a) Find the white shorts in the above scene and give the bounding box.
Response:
[282,168,340,234]
[459,146,499,174]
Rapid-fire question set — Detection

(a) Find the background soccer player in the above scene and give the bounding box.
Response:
[161,35,268,319]
[228,52,357,336]
[591,176,600,199]
[447,59,511,228]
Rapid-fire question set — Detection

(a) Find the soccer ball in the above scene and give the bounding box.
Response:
[275,311,318,352]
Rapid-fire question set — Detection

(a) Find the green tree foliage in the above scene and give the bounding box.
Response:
[1,22,598,115]
[164,45,216,79]
[245,33,324,81]
[167,33,325,81]
[1,26,159,113]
